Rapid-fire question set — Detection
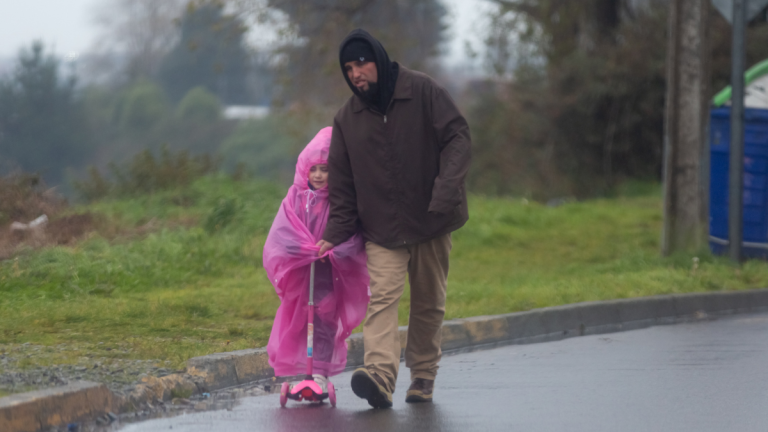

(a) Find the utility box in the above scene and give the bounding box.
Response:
[709,107,768,258]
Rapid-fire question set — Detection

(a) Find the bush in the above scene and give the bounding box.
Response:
[81,81,233,171]
[74,167,111,202]
[176,87,221,123]
[73,147,220,200]
[218,116,297,183]
[117,81,169,135]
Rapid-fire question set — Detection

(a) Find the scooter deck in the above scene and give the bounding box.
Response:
[287,379,328,402]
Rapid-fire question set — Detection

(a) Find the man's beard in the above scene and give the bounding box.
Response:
[359,81,379,104]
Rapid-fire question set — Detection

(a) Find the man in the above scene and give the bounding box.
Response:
[317,29,471,408]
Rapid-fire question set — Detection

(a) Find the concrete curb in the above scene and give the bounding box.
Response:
[438,289,768,352]
[0,381,116,432]
[3,288,768,430]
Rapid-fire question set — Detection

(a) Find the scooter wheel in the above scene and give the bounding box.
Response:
[280,382,290,407]
[328,381,336,407]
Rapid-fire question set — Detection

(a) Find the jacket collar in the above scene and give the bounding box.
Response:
[351,64,412,113]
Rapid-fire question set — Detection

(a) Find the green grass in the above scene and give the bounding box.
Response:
[1,176,767,373]
[445,194,767,317]
[1,176,284,369]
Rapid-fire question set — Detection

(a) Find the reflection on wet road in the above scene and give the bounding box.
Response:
[122,313,768,432]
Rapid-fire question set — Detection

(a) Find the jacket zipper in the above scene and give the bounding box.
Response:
[373,99,395,123]
[374,98,400,242]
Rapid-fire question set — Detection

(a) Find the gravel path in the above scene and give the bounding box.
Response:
[0,343,178,396]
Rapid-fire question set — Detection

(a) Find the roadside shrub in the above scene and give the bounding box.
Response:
[73,147,220,200]
[74,167,111,202]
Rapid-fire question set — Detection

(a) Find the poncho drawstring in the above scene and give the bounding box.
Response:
[303,189,318,213]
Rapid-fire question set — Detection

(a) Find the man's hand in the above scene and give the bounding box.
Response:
[316,240,335,257]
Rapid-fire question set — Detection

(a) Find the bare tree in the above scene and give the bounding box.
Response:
[227,0,447,108]
[662,0,710,255]
[86,0,187,83]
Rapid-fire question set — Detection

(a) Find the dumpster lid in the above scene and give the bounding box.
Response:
[713,58,768,108]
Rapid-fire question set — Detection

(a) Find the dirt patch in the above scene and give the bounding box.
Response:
[0,213,98,260]
[0,174,104,259]
[47,213,97,245]
[0,173,201,261]
[0,173,65,223]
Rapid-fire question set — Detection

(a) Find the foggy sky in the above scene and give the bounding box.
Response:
[0,0,488,66]
[0,0,97,58]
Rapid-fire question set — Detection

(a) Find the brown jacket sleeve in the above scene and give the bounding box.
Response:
[323,119,359,245]
[428,84,472,214]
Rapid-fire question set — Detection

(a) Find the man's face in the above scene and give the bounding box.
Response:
[344,60,378,92]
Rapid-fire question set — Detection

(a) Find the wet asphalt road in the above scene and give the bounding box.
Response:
[122,313,768,432]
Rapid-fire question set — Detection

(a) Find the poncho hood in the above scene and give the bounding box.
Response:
[293,127,332,190]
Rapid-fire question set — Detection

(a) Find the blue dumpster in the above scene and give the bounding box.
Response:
[709,107,768,258]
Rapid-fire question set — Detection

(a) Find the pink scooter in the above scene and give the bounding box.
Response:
[280,261,337,407]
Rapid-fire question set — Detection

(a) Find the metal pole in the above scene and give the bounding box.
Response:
[729,0,746,263]
[308,261,315,305]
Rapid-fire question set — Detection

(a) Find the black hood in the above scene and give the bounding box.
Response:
[339,29,399,113]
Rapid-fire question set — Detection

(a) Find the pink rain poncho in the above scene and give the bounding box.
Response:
[264,127,370,377]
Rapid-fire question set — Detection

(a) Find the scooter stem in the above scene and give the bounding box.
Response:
[306,261,315,378]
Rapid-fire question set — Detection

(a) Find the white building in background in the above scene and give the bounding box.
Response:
[223,105,270,120]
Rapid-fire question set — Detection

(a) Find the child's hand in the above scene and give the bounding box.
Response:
[316,240,335,262]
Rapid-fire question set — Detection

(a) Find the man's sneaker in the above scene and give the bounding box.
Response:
[350,368,393,408]
[312,374,329,394]
[405,378,434,403]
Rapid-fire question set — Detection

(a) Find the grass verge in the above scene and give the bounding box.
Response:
[1,177,766,383]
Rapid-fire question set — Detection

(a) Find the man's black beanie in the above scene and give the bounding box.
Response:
[341,39,376,65]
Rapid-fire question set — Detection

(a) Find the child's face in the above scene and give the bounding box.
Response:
[309,164,329,189]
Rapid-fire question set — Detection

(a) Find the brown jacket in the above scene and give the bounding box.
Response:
[322,65,471,248]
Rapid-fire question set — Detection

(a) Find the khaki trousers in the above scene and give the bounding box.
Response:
[363,234,451,393]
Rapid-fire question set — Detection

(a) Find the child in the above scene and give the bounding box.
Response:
[264,127,370,392]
